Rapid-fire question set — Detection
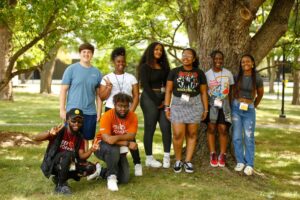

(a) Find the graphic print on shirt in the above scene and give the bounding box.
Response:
[176,71,199,93]
[208,76,230,99]
[112,123,127,135]
[60,139,75,151]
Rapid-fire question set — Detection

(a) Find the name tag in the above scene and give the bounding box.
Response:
[214,98,223,108]
[239,102,249,111]
[181,94,190,102]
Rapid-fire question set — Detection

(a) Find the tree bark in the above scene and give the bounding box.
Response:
[0,21,13,100]
[268,56,276,93]
[39,44,60,94]
[292,70,300,105]
[292,52,300,105]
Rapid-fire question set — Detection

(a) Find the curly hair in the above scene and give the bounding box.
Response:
[137,42,170,81]
[111,47,126,61]
[113,92,133,104]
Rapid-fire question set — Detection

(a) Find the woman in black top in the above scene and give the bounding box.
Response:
[165,48,208,173]
[137,42,172,168]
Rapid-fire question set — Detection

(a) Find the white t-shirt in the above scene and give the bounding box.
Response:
[205,68,234,100]
[101,72,138,108]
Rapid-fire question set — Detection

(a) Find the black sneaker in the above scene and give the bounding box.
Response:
[173,160,183,173]
[183,162,194,173]
[55,183,72,195]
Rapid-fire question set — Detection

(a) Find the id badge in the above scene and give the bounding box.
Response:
[239,102,249,111]
[214,98,223,108]
[70,162,76,171]
[161,87,166,93]
[181,94,190,102]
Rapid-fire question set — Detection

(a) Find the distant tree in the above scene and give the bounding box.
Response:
[0,0,103,99]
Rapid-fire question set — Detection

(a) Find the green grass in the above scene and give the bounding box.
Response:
[0,92,299,199]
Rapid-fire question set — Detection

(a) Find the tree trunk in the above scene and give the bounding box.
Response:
[269,56,276,93]
[292,52,300,105]
[39,44,60,94]
[178,0,295,164]
[292,69,300,105]
[0,22,13,100]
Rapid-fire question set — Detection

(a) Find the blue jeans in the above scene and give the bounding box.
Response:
[232,99,256,167]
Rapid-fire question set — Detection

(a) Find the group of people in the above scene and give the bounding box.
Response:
[33,42,264,194]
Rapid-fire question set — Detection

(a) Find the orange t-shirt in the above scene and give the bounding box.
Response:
[95,109,138,141]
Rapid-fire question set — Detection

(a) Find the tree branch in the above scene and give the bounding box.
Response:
[250,0,295,64]
[248,0,267,13]
[6,5,60,78]
[11,63,44,78]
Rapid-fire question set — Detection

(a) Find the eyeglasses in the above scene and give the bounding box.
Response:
[70,119,83,124]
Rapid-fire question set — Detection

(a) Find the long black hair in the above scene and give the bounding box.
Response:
[182,48,199,69]
[137,42,170,81]
[111,47,126,61]
[235,54,257,98]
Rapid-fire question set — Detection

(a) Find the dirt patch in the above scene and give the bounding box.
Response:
[0,131,41,147]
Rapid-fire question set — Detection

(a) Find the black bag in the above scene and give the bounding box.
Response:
[41,127,65,178]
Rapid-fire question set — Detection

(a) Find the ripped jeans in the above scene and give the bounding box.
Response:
[232,99,256,167]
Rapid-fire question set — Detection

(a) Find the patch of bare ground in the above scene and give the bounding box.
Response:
[0,131,41,147]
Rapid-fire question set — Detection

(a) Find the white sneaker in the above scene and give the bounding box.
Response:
[107,175,118,191]
[163,156,170,168]
[134,164,143,176]
[87,163,101,181]
[145,158,162,168]
[234,163,245,172]
[244,166,254,176]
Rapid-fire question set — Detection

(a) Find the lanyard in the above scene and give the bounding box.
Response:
[114,73,125,92]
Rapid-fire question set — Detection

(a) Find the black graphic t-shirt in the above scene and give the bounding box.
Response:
[167,66,207,97]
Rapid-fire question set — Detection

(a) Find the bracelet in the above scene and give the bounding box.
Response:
[204,110,208,113]
[164,107,170,112]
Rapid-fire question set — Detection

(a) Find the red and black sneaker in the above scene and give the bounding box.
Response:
[218,153,226,167]
[210,152,218,167]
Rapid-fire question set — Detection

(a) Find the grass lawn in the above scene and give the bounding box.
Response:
[0,92,299,200]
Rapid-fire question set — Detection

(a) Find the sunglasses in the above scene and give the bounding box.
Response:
[70,119,83,124]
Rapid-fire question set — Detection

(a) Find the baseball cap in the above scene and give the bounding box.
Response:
[67,108,84,119]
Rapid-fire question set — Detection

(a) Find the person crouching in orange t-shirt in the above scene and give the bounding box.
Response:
[93,92,138,191]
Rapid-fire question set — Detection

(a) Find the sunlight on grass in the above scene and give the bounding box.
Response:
[0,92,300,199]
[5,156,24,160]
[278,191,300,199]
[180,182,197,188]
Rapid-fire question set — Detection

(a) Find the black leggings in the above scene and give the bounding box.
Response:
[140,92,172,155]
[105,107,141,165]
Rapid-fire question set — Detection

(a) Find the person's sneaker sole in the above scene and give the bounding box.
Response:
[210,162,218,167]
[173,168,182,173]
[218,163,225,167]
[185,169,194,173]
